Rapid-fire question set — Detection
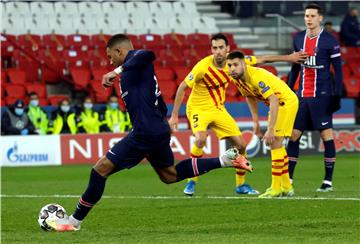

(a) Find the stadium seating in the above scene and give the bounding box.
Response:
[343,76,360,98]
[26,83,47,98]
[89,80,112,103]
[5,84,26,99]
[48,95,70,106]
[6,69,28,85]
[70,68,91,91]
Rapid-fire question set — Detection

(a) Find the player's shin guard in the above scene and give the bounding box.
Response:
[187,144,203,183]
[323,139,336,184]
[280,147,291,189]
[176,157,221,182]
[72,169,107,221]
[271,148,284,191]
[287,139,300,182]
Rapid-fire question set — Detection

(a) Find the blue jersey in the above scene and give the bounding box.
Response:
[289,29,343,98]
[119,50,170,136]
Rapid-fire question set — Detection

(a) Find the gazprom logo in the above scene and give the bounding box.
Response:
[7,142,48,163]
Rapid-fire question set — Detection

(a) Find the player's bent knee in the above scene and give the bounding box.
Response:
[154,166,177,184]
[195,138,207,148]
[93,156,116,177]
[290,129,302,141]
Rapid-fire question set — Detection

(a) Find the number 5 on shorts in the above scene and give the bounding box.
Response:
[193,114,199,124]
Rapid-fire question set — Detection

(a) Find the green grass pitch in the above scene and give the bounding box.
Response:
[2,154,360,243]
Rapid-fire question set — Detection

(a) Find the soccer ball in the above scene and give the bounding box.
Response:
[38,203,67,231]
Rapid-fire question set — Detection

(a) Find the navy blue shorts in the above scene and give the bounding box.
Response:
[106,132,174,172]
[293,96,333,131]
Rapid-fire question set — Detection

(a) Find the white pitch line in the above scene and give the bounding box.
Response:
[1,194,359,201]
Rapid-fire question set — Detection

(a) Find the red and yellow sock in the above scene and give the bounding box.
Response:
[280,146,291,189]
[271,148,284,191]
[188,144,203,183]
[235,151,247,186]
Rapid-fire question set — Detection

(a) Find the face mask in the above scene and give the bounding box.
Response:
[30,99,39,107]
[84,103,93,110]
[61,105,70,113]
[15,108,24,116]
[109,102,118,109]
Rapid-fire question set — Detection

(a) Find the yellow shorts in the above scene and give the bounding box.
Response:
[186,107,241,139]
[270,97,299,137]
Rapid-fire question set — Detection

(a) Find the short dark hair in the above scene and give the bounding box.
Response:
[324,21,332,26]
[106,34,131,48]
[305,3,323,15]
[28,92,38,97]
[226,51,245,60]
[211,33,228,46]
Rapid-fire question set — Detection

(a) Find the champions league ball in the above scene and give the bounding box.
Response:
[38,203,67,231]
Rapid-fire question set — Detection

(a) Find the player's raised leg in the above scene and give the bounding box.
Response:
[46,156,116,231]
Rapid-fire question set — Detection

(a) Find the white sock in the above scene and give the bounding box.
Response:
[323,180,332,186]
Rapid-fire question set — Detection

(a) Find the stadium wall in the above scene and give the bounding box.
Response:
[1,128,359,167]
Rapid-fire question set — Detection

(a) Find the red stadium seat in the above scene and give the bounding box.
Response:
[26,83,47,98]
[38,98,49,106]
[187,33,210,48]
[67,34,91,51]
[163,33,188,49]
[92,68,109,81]
[5,97,18,106]
[158,80,176,103]
[1,34,16,59]
[258,65,278,76]
[70,68,91,90]
[5,84,26,99]
[48,95,70,106]
[1,70,7,84]
[6,69,27,85]
[156,67,175,81]
[39,49,66,83]
[91,34,112,49]
[42,34,66,50]
[63,49,89,69]
[0,98,5,106]
[344,76,360,98]
[342,64,352,79]
[89,80,112,103]
[139,34,164,49]
[17,34,42,51]
[89,49,111,69]
[350,60,360,76]
[223,33,237,47]
[174,66,191,84]
[127,34,142,49]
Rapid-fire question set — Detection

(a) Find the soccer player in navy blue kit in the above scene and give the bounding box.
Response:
[47,34,253,231]
[287,4,343,192]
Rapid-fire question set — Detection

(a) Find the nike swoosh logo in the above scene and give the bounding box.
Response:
[108,150,116,155]
[321,122,329,126]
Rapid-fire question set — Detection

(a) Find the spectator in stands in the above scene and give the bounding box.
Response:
[48,98,77,134]
[340,7,360,46]
[324,21,339,40]
[76,96,101,134]
[100,95,131,133]
[27,92,49,135]
[1,99,35,135]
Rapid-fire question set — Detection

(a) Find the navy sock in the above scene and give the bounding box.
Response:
[323,140,336,183]
[73,169,107,221]
[175,157,221,182]
[287,139,300,181]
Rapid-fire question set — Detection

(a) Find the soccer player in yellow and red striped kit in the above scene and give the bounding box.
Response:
[169,33,307,195]
[227,50,299,198]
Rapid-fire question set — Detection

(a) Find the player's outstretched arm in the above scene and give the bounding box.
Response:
[168,81,188,131]
[256,51,308,65]
[245,96,263,138]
